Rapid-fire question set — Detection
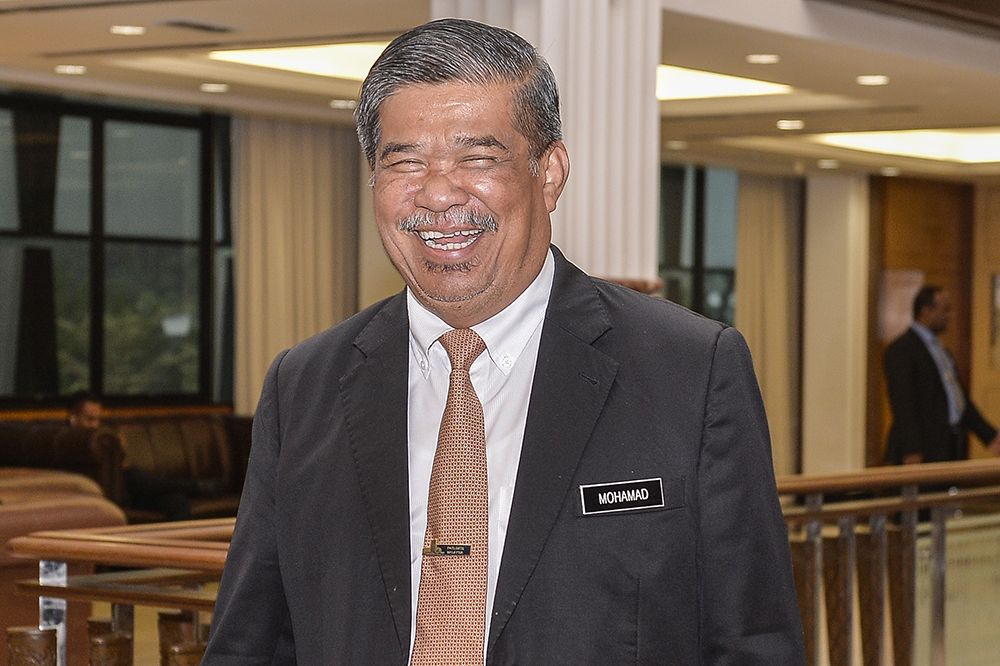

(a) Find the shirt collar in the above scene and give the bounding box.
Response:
[911,321,938,346]
[407,248,555,377]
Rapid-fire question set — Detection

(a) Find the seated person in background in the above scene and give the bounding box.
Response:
[65,393,220,520]
[67,390,102,429]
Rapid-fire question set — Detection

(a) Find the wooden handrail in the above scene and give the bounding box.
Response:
[776,458,1000,495]
[782,485,1000,524]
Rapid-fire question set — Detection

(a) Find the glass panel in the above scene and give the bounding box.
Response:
[703,269,736,326]
[104,242,200,395]
[105,121,200,240]
[703,167,738,270]
[0,239,90,397]
[54,116,91,234]
[0,110,17,231]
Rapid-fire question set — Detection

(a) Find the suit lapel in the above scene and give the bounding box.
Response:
[340,294,412,661]
[487,249,619,655]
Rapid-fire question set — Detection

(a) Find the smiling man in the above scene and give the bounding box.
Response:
[204,18,804,665]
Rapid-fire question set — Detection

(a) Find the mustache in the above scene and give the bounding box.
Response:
[397,209,498,233]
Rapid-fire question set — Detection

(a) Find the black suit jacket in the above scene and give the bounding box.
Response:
[204,248,804,665]
[884,327,996,463]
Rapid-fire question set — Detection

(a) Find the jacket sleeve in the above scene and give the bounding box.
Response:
[696,327,806,664]
[203,351,297,665]
[960,400,998,445]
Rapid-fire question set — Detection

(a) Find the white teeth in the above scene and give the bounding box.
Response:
[416,228,483,247]
[423,237,477,250]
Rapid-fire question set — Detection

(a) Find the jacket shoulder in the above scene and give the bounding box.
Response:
[590,277,727,348]
[278,293,404,377]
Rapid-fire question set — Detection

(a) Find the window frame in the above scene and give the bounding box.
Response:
[0,92,225,408]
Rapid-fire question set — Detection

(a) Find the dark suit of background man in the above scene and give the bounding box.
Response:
[885,285,1000,464]
[204,18,804,665]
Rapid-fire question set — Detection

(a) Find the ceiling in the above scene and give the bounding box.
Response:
[2,0,1000,180]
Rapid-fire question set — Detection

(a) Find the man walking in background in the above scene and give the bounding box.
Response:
[885,285,1000,464]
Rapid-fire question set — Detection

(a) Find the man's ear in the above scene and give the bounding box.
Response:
[541,141,570,213]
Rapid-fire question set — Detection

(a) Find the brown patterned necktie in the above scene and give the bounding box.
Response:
[411,328,489,666]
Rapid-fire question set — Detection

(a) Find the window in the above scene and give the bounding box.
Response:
[0,95,232,405]
[659,164,738,325]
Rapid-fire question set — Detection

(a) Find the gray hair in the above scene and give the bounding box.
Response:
[356,18,562,169]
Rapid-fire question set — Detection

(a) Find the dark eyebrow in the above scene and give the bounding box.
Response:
[379,142,420,162]
[455,135,509,152]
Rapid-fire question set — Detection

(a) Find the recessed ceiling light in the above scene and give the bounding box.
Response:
[666,140,688,150]
[814,128,1000,163]
[817,159,840,169]
[657,65,791,100]
[329,99,357,110]
[54,65,86,75]
[200,82,229,93]
[211,42,389,80]
[746,54,780,65]
[879,166,901,176]
[776,119,804,131]
[110,25,146,36]
[856,74,890,86]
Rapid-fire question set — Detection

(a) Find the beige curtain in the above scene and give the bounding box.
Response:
[233,116,359,414]
[735,174,803,476]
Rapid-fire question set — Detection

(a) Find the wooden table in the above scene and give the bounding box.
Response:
[6,518,234,663]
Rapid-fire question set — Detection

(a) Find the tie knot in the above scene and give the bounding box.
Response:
[439,329,486,372]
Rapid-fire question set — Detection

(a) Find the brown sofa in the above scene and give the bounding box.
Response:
[0,470,127,666]
[0,414,252,523]
[110,414,252,522]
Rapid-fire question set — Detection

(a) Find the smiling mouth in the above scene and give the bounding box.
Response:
[416,229,483,250]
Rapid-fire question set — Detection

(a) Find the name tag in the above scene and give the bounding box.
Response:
[580,477,664,515]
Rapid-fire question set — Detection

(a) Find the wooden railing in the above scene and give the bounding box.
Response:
[9,461,1000,665]
[776,459,1000,666]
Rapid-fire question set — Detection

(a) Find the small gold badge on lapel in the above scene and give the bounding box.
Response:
[423,539,471,556]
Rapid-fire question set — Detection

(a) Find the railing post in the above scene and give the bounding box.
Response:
[823,515,856,665]
[38,560,67,666]
[857,513,887,666]
[805,493,824,666]
[888,484,919,665]
[929,501,952,666]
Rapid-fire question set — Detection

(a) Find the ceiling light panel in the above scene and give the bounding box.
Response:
[746,54,780,64]
[210,42,389,80]
[814,128,1000,163]
[856,74,890,86]
[110,25,146,36]
[656,65,791,101]
[776,119,804,130]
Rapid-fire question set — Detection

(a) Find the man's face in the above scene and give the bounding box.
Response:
[372,81,568,328]
[69,400,102,428]
[922,290,953,333]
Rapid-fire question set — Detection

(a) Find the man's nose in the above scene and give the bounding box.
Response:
[413,169,470,212]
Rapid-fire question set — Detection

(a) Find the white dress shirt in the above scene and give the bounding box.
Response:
[405,249,554,660]
[911,322,966,425]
